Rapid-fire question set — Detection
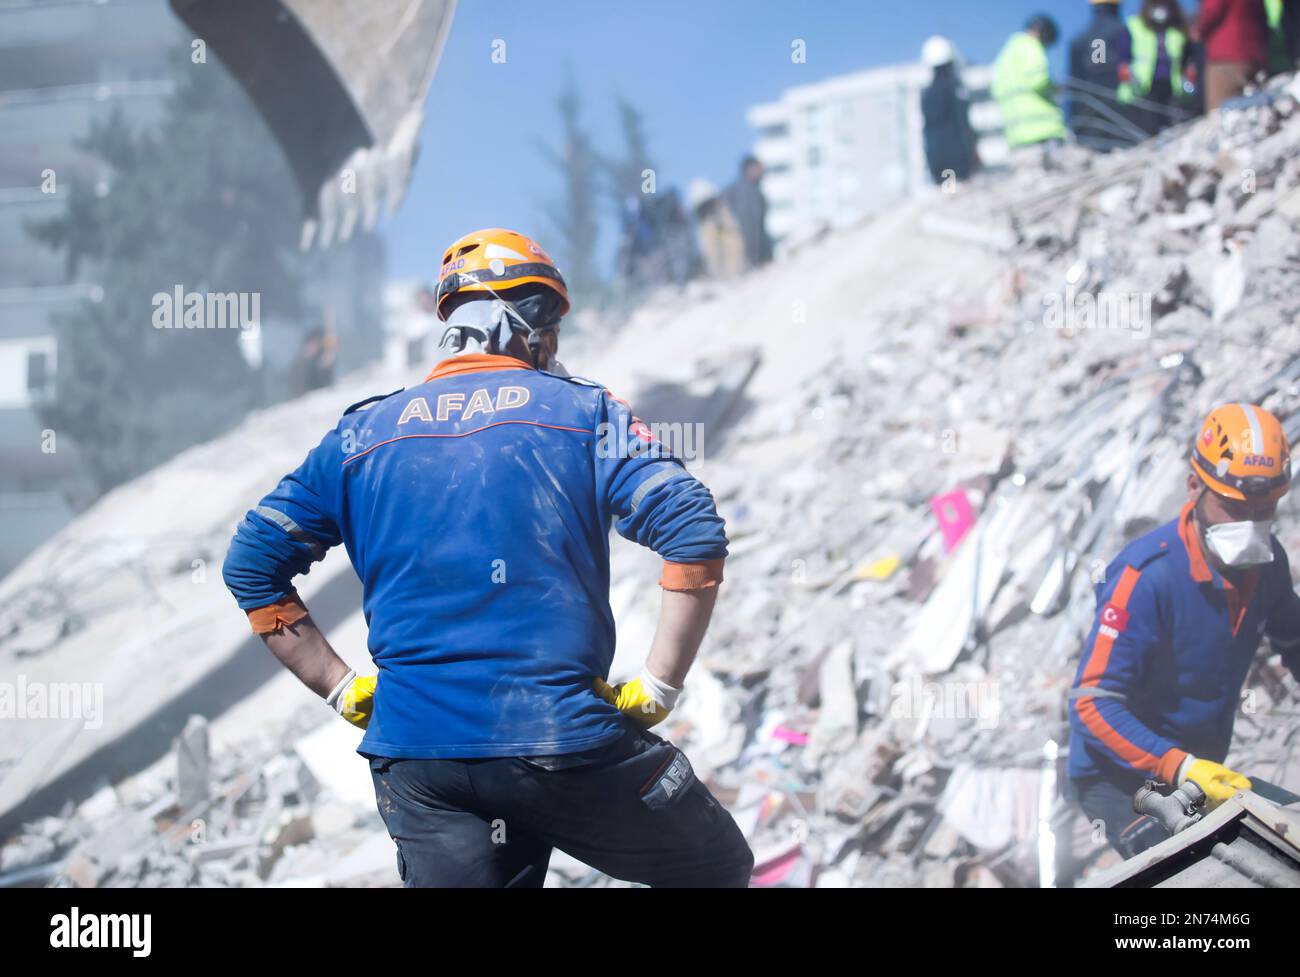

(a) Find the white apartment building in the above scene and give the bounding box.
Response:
[746,60,1007,249]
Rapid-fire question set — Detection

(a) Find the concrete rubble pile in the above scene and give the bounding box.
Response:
[0,369,421,884]
[5,79,1300,889]
[0,707,404,888]
[639,77,1300,888]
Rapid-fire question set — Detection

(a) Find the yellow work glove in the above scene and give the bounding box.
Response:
[326,669,376,729]
[593,667,680,729]
[1181,757,1251,808]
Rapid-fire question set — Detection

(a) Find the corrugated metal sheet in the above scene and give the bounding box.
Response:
[1085,791,1300,888]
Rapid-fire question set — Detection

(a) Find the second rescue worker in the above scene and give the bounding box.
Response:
[1068,403,1300,855]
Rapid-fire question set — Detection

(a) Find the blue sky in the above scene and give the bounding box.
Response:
[385,0,1106,282]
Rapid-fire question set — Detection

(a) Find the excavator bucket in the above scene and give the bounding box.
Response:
[169,0,457,248]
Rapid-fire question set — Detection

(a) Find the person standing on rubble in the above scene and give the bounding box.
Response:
[221,227,754,888]
[992,14,1068,168]
[1068,0,1138,152]
[920,36,981,186]
[723,154,774,270]
[1263,0,1300,74]
[1068,404,1300,857]
[1122,0,1195,136]
[687,178,745,280]
[1195,0,1270,110]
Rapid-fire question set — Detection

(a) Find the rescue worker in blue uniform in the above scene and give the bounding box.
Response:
[223,228,754,887]
[1068,403,1300,856]
[1068,0,1139,152]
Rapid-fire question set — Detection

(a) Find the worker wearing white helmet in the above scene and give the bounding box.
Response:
[922,35,956,67]
[920,36,980,184]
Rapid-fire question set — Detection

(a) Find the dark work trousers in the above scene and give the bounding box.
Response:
[1139,77,1183,137]
[1073,775,1169,858]
[368,722,755,887]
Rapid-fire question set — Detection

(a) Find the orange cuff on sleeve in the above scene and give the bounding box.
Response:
[659,559,725,592]
[1156,747,1190,785]
[246,592,310,634]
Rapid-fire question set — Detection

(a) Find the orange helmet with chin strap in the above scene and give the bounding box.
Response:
[434,228,570,323]
[1190,403,1293,502]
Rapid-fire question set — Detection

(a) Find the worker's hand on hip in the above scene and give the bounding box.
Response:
[326,669,376,729]
[593,667,680,730]
[1181,758,1251,808]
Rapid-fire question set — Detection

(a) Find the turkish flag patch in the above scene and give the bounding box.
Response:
[629,418,656,443]
[1100,603,1130,632]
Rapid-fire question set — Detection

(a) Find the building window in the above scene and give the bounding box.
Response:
[27,350,51,399]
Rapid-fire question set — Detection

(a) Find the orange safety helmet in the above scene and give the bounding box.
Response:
[1190,403,1293,502]
[434,228,570,322]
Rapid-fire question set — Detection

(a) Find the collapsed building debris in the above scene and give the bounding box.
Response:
[0,705,400,888]
[3,77,1300,888]
[168,0,458,248]
[627,75,1300,888]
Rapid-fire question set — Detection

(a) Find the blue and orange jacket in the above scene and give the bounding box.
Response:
[1068,502,1300,789]
[222,354,728,759]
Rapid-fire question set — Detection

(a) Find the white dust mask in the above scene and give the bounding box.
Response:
[1204,520,1274,567]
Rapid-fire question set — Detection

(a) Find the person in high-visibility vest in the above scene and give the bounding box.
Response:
[992,14,1067,167]
[1264,0,1299,74]
[1123,0,1194,136]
